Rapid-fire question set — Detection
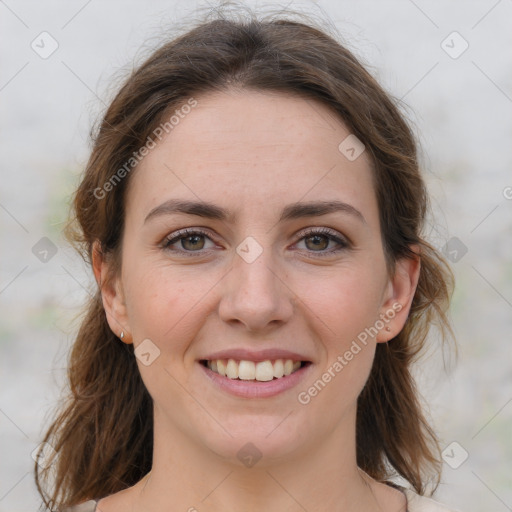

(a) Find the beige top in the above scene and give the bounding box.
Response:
[65,488,461,512]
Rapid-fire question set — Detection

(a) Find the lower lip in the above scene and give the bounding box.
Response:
[198,361,313,398]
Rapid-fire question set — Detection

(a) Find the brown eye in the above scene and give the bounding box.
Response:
[295,228,349,256]
[181,234,206,251]
[163,229,216,254]
[304,234,330,251]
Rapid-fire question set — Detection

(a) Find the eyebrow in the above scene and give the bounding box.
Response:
[144,199,366,225]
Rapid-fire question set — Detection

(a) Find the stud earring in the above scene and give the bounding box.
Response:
[120,331,125,340]
[385,326,391,332]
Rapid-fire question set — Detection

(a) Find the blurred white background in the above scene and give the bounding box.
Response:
[0,1,511,511]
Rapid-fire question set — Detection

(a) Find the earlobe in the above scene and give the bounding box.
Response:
[376,246,421,343]
[92,241,133,344]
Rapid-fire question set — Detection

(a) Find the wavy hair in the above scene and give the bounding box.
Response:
[35,4,454,509]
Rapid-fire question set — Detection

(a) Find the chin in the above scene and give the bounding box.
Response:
[198,414,312,468]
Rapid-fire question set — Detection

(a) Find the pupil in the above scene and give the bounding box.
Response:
[184,235,204,250]
[308,235,327,250]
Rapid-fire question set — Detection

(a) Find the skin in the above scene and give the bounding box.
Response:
[93,89,420,512]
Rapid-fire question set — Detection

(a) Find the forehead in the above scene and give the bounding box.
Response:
[126,89,377,226]
[155,89,359,162]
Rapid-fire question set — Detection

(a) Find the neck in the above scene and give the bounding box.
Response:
[132,406,387,512]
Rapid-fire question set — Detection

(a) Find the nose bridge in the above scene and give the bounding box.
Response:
[219,237,292,329]
[232,240,280,304]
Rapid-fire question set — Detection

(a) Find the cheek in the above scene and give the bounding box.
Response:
[300,266,385,343]
[297,279,379,422]
[123,260,185,340]
[123,258,222,351]
[295,265,384,398]
[122,261,213,404]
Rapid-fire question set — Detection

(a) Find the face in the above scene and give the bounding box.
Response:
[96,89,418,468]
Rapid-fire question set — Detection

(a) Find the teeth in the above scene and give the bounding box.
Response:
[226,359,239,379]
[273,359,284,378]
[238,360,256,380]
[217,359,227,376]
[206,358,304,381]
[255,361,274,381]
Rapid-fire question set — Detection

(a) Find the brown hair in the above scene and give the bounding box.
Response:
[35,4,454,509]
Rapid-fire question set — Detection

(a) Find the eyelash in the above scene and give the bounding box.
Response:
[162,227,350,258]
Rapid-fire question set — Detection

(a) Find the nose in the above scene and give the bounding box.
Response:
[218,248,294,332]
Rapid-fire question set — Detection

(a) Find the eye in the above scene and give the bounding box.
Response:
[162,227,350,257]
[162,228,217,255]
[294,227,350,256]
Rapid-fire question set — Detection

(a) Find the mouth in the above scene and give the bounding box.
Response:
[198,357,313,398]
[200,358,311,382]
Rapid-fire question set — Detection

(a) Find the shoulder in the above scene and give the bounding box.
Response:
[403,488,462,512]
[61,500,98,512]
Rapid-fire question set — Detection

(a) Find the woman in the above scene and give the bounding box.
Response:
[34,6,459,512]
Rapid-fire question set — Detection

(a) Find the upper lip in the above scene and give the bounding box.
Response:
[199,348,312,363]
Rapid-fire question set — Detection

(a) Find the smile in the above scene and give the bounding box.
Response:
[201,358,307,381]
[199,357,313,398]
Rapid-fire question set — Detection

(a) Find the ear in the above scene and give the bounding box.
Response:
[92,240,132,344]
[376,245,421,343]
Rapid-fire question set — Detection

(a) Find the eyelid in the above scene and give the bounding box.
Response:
[294,226,351,245]
[292,227,351,256]
[161,226,351,256]
[162,227,218,248]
